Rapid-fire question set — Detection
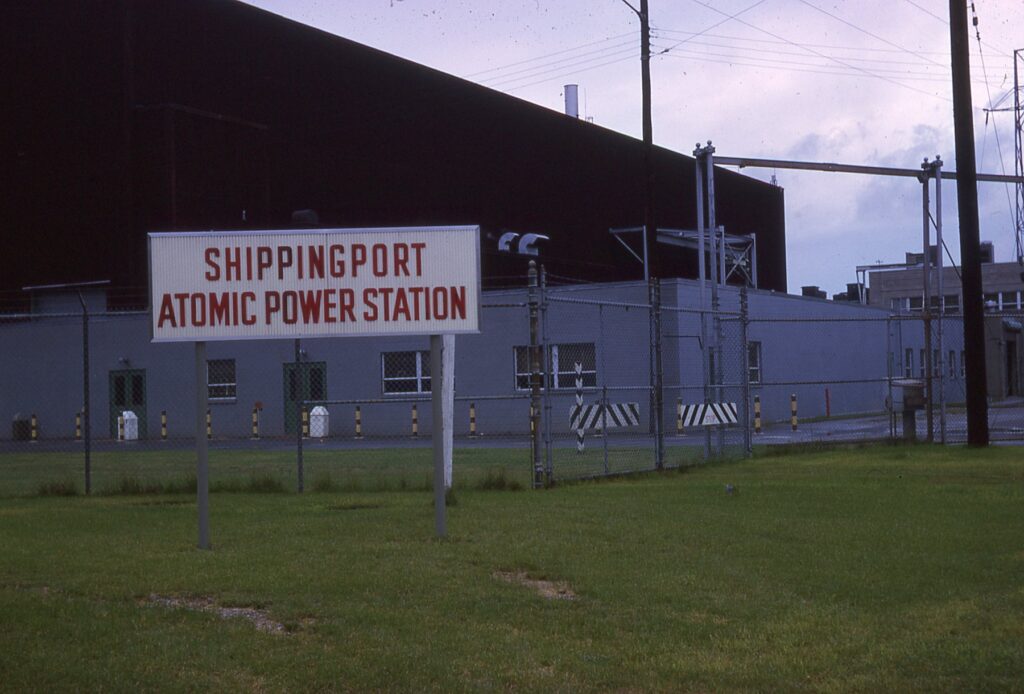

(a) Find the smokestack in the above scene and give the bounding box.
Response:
[564,84,579,118]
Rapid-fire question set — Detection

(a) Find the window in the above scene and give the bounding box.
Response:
[943,294,960,314]
[382,351,430,394]
[747,341,762,384]
[1001,291,1020,311]
[514,342,597,390]
[207,359,236,400]
[904,348,914,378]
[984,292,1000,310]
[908,296,923,313]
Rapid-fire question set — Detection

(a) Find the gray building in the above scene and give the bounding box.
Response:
[2,280,903,442]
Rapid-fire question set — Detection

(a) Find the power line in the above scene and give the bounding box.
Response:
[461,31,635,79]
[477,39,636,86]
[969,1,1017,241]
[654,47,1002,86]
[683,0,951,102]
[486,45,638,90]
[655,0,769,55]
[653,28,1012,73]
[794,0,945,67]
[899,0,1012,57]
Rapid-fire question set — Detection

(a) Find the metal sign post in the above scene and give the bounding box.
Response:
[195,341,210,550]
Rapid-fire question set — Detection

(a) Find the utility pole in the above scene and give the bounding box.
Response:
[949,0,989,446]
[620,0,655,278]
[1015,49,1023,268]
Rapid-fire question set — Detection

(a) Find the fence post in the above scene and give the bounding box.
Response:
[528,261,543,488]
[740,286,752,456]
[540,265,553,484]
[295,338,304,494]
[601,385,609,475]
[78,291,91,495]
[649,277,664,470]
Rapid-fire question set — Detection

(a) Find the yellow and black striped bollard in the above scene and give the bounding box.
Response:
[676,398,683,436]
[31,413,39,443]
[161,410,168,440]
[206,409,212,440]
[754,396,762,434]
[469,403,477,436]
[354,406,363,439]
[301,407,310,438]
[117,414,125,442]
[790,394,798,431]
[411,404,418,437]
[75,411,82,441]
[251,406,260,439]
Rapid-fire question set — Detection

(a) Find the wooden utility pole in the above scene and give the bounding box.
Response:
[949,0,989,446]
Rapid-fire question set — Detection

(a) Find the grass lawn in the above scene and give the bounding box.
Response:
[1,444,1022,691]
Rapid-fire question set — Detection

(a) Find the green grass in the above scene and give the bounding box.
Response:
[0,448,535,498]
[1,444,1022,691]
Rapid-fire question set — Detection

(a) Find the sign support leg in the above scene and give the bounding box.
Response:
[195,341,210,550]
[431,334,446,537]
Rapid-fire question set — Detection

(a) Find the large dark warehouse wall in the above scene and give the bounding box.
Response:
[2,0,786,301]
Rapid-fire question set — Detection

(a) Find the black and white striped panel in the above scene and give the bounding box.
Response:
[569,403,640,430]
[679,402,738,427]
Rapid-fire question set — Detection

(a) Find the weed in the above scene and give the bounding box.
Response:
[36,480,78,497]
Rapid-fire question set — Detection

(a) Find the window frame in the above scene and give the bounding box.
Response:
[207,358,237,401]
[747,341,762,384]
[381,350,431,395]
[514,342,597,391]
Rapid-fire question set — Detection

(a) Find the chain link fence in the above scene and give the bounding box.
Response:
[2,282,1022,497]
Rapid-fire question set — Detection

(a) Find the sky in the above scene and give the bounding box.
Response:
[242,0,1023,296]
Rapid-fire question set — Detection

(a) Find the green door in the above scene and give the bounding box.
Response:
[283,361,327,434]
[109,369,147,438]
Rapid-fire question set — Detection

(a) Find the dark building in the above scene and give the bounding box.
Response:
[3,0,786,303]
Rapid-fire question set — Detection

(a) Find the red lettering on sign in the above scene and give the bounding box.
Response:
[411,242,426,276]
[241,292,256,325]
[256,246,273,280]
[157,294,177,328]
[351,244,367,277]
[299,290,322,324]
[204,248,220,281]
[363,288,378,321]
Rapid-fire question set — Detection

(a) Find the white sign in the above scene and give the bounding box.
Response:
[149,226,481,342]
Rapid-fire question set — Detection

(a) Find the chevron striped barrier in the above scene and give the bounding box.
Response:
[679,402,738,427]
[570,402,640,431]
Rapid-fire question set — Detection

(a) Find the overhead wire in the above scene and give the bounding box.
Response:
[462,31,635,79]
[968,1,1017,244]
[793,0,945,67]
[652,44,1003,86]
[677,0,951,102]
[481,41,637,88]
[652,27,1012,73]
